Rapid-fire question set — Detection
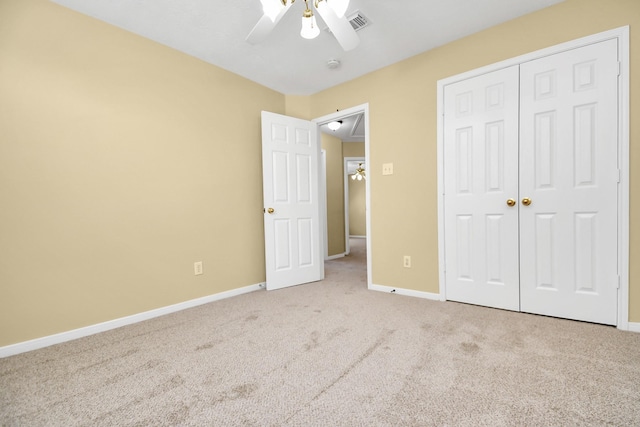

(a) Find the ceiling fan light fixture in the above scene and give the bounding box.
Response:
[327,120,342,131]
[351,163,366,180]
[300,5,320,39]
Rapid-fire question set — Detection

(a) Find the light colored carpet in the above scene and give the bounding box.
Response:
[1,238,640,426]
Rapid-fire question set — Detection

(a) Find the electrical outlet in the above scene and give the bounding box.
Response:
[382,163,394,175]
[403,255,411,268]
[194,261,203,276]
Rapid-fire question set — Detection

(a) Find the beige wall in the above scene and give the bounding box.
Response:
[0,0,285,346]
[309,0,640,320]
[284,95,312,120]
[343,142,365,159]
[348,179,366,237]
[321,133,346,256]
[2,0,639,348]
[343,142,366,237]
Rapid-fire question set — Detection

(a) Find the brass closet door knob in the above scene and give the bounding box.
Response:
[267,207,275,214]
[522,198,532,206]
[506,198,516,207]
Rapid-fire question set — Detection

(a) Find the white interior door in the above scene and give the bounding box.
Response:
[519,39,619,325]
[443,65,521,311]
[262,111,324,291]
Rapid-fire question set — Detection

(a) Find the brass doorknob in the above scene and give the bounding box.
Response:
[522,198,532,206]
[266,207,275,214]
[506,198,516,207]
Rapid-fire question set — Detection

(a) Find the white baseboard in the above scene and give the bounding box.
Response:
[369,283,444,301]
[0,283,264,358]
[326,253,345,261]
[349,235,366,239]
[627,322,640,333]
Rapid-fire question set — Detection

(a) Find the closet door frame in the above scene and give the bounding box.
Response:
[436,26,630,330]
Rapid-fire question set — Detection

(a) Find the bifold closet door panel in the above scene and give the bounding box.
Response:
[443,65,520,311]
[518,39,619,325]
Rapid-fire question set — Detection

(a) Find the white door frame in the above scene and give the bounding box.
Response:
[436,27,630,330]
[344,156,366,254]
[314,103,372,289]
[320,149,328,260]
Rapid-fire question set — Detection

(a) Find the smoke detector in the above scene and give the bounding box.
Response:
[327,59,341,69]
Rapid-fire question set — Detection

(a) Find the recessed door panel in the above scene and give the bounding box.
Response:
[574,104,596,187]
[272,151,290,203]
[534,213,556,290]
[271,123,288,144]
[295,128,311,147]
[485,121,504,193]
[575,212,596,293]
[274,219,292,271]
[297,218,313,267]
[534,111,556,189]
[296,154,312,203]
[456,127,473,194]
[534,70,557,100]
[485,214,505,284]
[456,214,473,281]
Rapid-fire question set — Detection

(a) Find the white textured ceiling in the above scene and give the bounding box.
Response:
[50,0,563,95]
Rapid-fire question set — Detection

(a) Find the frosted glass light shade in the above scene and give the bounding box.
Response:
[300,15,320,39]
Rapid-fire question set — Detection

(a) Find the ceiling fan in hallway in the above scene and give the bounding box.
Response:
[246,0,359,51]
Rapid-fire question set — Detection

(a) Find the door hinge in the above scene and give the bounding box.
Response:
[617,61,622,76]
[617,275,621,289]
[617,169,622,183]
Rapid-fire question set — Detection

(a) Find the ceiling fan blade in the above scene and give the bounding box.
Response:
[246,15,276,44]
[315,2,359,51]
[246,2,293,45]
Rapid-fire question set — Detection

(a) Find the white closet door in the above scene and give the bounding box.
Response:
[443,66,521,311]
[519,39,619,325]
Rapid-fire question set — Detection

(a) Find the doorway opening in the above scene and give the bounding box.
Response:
[344,157,366,255]
[314,103,371,289]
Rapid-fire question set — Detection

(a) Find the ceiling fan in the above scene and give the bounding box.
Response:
[246,0,359,51]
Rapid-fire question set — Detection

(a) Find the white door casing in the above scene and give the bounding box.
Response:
[261,111,324,291]
[443,65,521,311]
[519,39,619,325]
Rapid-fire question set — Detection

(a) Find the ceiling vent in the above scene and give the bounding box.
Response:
[323,10,370,35]
[348,11,370,32]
